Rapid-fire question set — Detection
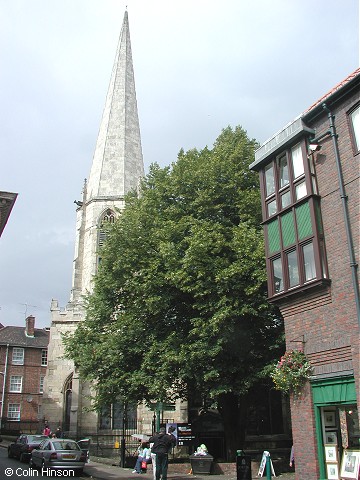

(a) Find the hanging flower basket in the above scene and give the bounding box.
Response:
[270,350,312,395]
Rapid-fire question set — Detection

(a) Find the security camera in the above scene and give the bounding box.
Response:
[308,143,322,152]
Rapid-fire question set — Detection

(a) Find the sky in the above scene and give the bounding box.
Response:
[0,0,359,329]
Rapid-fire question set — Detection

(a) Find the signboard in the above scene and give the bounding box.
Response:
[149,402,176,411]
[257,451,276,477]
[174,423,195,447]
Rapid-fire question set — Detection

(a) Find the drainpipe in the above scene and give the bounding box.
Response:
[0,344,10,430]
[312,103,360,324]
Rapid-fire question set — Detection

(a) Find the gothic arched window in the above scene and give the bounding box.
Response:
[63,374,73,433]
[97,209,116,267]
[98,209,116,248]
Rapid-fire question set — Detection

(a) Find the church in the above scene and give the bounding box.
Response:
[42,10,187,439]
[42,10,290,463]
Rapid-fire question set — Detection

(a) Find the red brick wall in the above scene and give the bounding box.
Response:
[0,345,47,427]
[278,90,360,480]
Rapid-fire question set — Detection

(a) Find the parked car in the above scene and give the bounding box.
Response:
[8,434,49,462]
[29,438,86,473]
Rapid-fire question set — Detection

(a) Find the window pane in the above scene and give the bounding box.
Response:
[291,144,304,178]
[267,219,281,253]
[350,105,360,151]
[265,164,275,196]
[10,376,22,393]
[8,404,21,421]
[320,241,327,279]
[281,191,291,209]
[311,175,318,195]
[42,350,48,366]
[279,155,289,187]
[267,199,277,217]
[295,181,307,200]
[303,243,316,281]
[296,202,313,239]
[12,348,24,365]
[272,257,283,293]
[281,211,296,247]
[287,250,299,287]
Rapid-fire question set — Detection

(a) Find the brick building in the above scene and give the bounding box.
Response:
[0,315,49,434]
[250,68,359,479]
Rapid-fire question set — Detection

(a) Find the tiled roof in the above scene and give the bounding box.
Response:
[0,191,18,237]
[0,326,49,348]
[251,67,360,169]
[303,67,360,115]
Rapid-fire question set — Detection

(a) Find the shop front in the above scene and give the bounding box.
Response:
[312,376,359,479]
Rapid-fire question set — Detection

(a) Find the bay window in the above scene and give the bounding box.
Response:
[262,140,329,298]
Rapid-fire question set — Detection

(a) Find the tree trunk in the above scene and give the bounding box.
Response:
[217,392,248,461]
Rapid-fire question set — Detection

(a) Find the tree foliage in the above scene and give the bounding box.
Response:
[64,125,283,442]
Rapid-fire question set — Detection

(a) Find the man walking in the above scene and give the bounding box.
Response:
[149,427,176,480]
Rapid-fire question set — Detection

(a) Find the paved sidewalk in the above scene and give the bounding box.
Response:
[84,459,296,480]
[1,439,295,480]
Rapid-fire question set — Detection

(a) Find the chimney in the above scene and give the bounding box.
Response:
[25,315,35,337]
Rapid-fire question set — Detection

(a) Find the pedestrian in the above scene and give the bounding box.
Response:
[43,423,51,437]
[289,445,295,468]
[132,441,151,474]
[149,427,176,480]
[150,440,156,480]
[55,426,63,438]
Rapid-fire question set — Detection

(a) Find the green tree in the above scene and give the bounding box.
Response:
[64,125,283,459]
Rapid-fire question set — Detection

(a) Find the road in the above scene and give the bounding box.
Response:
[0,447,86,479]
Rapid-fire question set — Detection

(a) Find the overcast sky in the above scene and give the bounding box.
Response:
[0,0,358,329]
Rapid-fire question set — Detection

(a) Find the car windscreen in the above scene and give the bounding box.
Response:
[28,435,48,442]
[52,441,80,451]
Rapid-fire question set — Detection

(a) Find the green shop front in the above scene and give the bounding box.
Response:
[312,375,359,479]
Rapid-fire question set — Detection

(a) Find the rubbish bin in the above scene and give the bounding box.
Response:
[236,450,251,480]
[189,454,213,475]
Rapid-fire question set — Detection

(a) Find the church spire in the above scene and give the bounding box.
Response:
[86,11,144,201]
[69,10,144,303]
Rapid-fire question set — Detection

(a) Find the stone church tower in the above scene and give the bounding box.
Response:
[42,11,145,436]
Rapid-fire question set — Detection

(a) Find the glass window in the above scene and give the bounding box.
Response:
[281,191,291,209]
[295,180,307,200]
[278,155,289,187]
[291,144,304,178]
[272,257,283,293]
[267,199,277,217]
[303,243,316,281]
[8,404,21,421]
[265,164,275,196]
[12,348,24,365]
[320,241,327,279]
[40,375,45,393]
[10,376,22,393]
[287,250,299,287]
[350,105,360,152]
[42,349,48,366]
[311,176,318,195]
[262,141,326,298]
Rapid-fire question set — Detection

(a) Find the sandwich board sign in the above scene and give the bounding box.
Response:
[257,451,276,477]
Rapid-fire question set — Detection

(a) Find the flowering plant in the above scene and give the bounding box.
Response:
[271,350,312,395]
[194,444,209,456]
